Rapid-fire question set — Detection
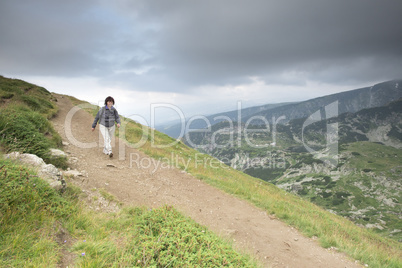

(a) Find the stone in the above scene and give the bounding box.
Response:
[225,229,238,236]
[6,152,44,166]
[50,148,67,157]
[4,152,66,192]
[63,170,83,178]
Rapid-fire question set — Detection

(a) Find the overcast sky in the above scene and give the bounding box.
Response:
[1,0,401,125]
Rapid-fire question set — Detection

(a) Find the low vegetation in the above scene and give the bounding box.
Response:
[0,76,258,266]
[0,76,67,168]
[103,105,402,267]
[273,141,402,241]
[0,157,258,267]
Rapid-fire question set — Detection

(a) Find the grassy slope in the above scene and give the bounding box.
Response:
[0,76,259,267]
[0,158,258,267]
[275,142,402,241]
[82,101,402,267]
[0,75,67,168]
[340,142,401,238]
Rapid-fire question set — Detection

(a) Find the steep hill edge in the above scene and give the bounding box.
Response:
[50,93,362,268]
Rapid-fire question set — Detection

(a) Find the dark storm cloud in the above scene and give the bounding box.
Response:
[150,0,402,86]
[0,0,401,91]
[0,1,104,76]
[0,0,156,77]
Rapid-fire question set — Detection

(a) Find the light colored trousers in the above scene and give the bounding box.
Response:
[99,124,115,155]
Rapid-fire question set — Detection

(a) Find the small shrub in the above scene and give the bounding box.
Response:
[325,182,336,189]
[0,106,65,168]
[323,176,331,184]
[321,192,332,198]
[332,198,344,206]
[21,95,41,110]
[0,91,14,99]
[132,206,256,267]
[48,155,69,170]
[335,192,351,199]
[298,188,308,195]
[20,95,54,113]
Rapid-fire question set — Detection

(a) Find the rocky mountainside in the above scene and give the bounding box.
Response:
[162,79,402,141]
[289,98,402,149]
[275,141,401,241]
[183,96,402,242]
[242,79,402,125]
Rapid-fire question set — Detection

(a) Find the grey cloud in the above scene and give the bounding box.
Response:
[142,0,402,87]
[0,1,153,77]
[0,1,106,76]
[1,0,401,92]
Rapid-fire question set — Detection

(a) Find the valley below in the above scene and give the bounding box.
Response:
[179,81,402,242]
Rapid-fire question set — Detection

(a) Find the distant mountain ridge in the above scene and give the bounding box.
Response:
[242,79,402,125]
[158,102,296,138]
[158,79,402,140]
[291,97,402,149]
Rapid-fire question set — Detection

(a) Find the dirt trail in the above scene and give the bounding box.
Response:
[51,94,361,268]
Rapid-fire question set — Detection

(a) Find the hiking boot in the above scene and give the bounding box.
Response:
[109,152,113,158]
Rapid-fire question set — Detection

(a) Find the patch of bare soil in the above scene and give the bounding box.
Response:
[55,222,76,268]
[51,94,362,267]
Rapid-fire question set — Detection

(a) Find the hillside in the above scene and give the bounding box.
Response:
[278,100,402,240]
[242,79,402,125]
[1,76,401,267]
[184,96,402,242]
[276,142,402,240]
[288,97,402,148]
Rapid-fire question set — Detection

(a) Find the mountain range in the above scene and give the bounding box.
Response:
[158,80,402,140]
[178,79,402,241]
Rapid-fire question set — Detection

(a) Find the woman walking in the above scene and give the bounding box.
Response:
[92,96,121,157]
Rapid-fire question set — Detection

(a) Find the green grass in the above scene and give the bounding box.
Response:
[0,156,259,267]
[345,141,402,176]
[72,206,258,267]
[96,106,402,267]
[0,158,77,267]
[292,171,401,240]
[0,76,259,267]
[99,188,119,204]
[0,76,67,168]
[0,105,67,169]
[0,75,58,119]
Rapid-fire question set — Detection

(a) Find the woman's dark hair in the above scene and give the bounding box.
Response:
[104,96,115,105]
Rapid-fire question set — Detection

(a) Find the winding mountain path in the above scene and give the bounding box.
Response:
[51,94,361,268]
